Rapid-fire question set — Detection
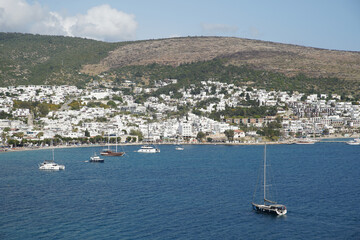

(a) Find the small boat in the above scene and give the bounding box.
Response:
[137,145,160,153]
[295,138,315,144]
[346,138,360,145]
[90,153,104,162]
[175,146,184,150]
[39,147,65,170]
[100,149,125,156]
[39,161,65,170]
[252,144,287,216]
[100,136,125,156]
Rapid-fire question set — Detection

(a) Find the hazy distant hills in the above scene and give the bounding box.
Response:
[1,33,360,96]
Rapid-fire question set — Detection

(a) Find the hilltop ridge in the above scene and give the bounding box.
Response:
[82,36,360,81]
[1,33,360,94]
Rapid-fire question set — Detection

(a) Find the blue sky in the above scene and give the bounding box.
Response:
[1,0,359,51]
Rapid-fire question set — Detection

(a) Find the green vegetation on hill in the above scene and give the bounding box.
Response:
[0,33,127,87]
[112,60,360,99]
[1,33,359,99]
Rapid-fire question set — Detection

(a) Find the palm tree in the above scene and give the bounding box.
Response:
[36,132,44,139]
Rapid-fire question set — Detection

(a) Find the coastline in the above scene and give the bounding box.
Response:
[1,135,356,154]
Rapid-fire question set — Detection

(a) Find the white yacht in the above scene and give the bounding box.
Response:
[39,161,65,170]
[137,145,160,153]
[39,146,65,170]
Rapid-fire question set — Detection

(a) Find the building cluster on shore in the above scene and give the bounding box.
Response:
[0,80,359,148]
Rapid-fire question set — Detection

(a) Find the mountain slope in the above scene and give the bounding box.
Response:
[82,37,360,81]
[0,33,127,87]
[1,33,360,91]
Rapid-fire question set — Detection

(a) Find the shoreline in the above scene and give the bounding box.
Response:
[1,135,355,154]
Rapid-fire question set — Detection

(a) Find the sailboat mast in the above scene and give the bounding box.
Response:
[264,143,266,204]
[52,140,55,161]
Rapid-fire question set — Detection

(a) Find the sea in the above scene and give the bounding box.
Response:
[0,142,359,240]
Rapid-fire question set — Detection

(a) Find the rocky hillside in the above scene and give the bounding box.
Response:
[82,37,360,81]
[1,33,360,90]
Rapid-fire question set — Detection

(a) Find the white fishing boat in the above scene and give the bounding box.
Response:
[137,145,160,153]
[346,138,360,145]
[252,144,287,216]
[39,147,65,170]
[90,153,104,162]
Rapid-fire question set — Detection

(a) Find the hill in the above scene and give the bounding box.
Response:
[82,37,360,81]
[1,33,360,97]
[0,33,127,87]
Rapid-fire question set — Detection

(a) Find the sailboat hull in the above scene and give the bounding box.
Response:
[252,203,287,216]
[100,150,124,156]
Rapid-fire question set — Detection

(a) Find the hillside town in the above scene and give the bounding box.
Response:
[0,79,359,149]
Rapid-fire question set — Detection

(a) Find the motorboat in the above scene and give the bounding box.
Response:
[346,138,360,145]
[90,153,104,162]
[137,145,160,153]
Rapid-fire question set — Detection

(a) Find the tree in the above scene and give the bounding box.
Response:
[130,129,143,141]
[224,130,234,141]
[0,111,12,119]
[38,103,49,116]
[300,94,307,102]
[196,131,206,142]
[107,100,117,108]
[85,129,90,137]
[36,132,44,139]
[13,132,24,139]
[69,100,81,110]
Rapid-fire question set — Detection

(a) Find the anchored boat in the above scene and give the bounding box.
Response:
[251,143,287,216]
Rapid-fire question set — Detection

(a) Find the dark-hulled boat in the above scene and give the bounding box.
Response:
[251,143,287,216]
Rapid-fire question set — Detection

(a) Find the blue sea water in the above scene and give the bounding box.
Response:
[0,143,359,240]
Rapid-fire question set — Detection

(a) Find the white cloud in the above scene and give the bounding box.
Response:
[201,23,238,35]
[0,0,137,42]
[69,5,137,42]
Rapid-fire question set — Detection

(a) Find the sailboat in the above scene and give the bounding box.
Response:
[252,143,287,216]
[39,144,65,170]
[137,124,160,153]
[100,135,125,156]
